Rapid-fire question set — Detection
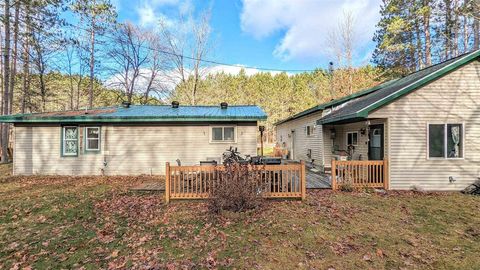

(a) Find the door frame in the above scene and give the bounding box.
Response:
[290,130,296,160]
[368,124,385,160]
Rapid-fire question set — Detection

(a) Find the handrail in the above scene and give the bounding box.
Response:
[165,161,306,202]
[331,159,388,190]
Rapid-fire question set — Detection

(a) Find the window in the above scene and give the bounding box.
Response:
[85,127,101,151]
[211,126,236,142]
[62,126,78,156]
[306,125,314,136]
[428,123,463,159]
[346,132,358,146]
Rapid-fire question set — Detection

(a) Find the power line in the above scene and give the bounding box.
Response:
[19,16,320,73]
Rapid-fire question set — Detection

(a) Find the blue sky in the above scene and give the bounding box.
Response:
[110,0,381,73]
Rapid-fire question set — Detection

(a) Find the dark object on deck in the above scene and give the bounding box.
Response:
[261,157,282,165]
[176,159,181,166]
[462,179,480,195]
[122,101,131,108]
[200,160,217,166]
[171,101,179,108]
[250,156,281,165]
[220,102,228,109]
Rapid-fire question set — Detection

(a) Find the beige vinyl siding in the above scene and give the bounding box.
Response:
[276,111,324,166]
[14,125,105,175]
[370,60,480,190]
[323,128,333,167]
[13,123,257,175]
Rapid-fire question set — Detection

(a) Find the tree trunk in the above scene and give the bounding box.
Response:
[76,76,82,110]
[423,0,432,66]
[415,18,424,69]
[474,0,479,50]
[9,1,20,115]
[39,72,46,112]
[445,0,452,60]
[88,19,96,109]
[21,0,31,114]
[2,0,11,163]
[463,15,469,53]
[452,0,459,57]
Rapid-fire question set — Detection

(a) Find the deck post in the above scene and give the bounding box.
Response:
[165,162,170,203]
[331,159,336,190]
[383,158,389,190]
[300,160,306,200]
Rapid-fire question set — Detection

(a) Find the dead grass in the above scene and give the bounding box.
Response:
[1,165,479,269]
[0,163,12,181]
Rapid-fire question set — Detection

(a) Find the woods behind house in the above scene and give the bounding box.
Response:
[1,0,479,161]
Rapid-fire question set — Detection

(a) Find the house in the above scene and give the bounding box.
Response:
[276,49,480,191]
[0,102,267,175]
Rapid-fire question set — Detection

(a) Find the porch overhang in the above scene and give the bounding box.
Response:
[316,111,368,125]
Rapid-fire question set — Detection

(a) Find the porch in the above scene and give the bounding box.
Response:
[322,118,389,190]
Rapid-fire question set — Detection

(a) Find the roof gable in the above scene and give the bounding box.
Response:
[318,50,480,124]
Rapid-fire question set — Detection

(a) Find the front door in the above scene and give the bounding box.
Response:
[368,124,384,160]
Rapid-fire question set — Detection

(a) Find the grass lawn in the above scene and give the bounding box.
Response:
[1,165,479,269]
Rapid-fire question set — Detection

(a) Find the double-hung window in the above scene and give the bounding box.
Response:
[306,125,314,136]
[346,132,358,146]
[428,123,463,159]
[62,126,78,156]
[211,126,236,142]
[85,127,101,152]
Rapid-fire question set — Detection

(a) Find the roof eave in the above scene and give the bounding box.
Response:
[274,105,325,126]
[0,115,267,123]
[317,111,368,125]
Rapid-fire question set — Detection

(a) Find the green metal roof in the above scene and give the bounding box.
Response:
[274,74,400,126]
[0,105,267,123]
[318,49,480,124]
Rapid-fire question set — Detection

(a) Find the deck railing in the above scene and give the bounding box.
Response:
[165,161,306,202]
[331,159,389,190]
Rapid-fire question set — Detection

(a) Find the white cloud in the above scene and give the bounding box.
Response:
[137,4,158,27]
[240,0,381,62]
[135,0,192,28]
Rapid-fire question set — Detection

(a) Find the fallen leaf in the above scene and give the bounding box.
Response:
[376,249,384,258]
[111,250,119,258]
[363,254,372,261]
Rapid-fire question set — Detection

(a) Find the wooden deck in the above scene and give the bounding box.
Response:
[306,168,331,189]
[130,162,331,191]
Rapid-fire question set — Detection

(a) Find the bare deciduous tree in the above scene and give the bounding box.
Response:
[2,0,11,163]
[327,10,357,95]
[107,22,149,103]
[159,10,212,105]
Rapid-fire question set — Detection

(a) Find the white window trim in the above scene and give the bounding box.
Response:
[426,122,465,160]
[85,126,101,152]
[209,125,237,143]
[62,126,78,156]
[346,131,359,146]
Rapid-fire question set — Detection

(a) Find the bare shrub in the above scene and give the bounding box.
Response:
[338,182,354,192]
[208,162,264,214]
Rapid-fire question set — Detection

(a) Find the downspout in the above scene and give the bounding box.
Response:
[102,125,108,175]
